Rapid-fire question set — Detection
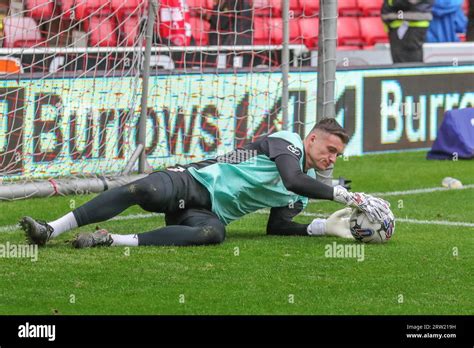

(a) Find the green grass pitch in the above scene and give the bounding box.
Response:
[0,151,472,315]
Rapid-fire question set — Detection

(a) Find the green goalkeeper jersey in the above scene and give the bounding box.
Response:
[186,131,316,225]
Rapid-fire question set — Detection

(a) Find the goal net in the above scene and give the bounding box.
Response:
[0,0,325,199]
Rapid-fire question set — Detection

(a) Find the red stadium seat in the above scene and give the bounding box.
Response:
[299,17,319,49]
[24,0,54,20]
[113,1,146,47]
[289,0,302,16]
[253,0,302,17]
[74,0,113,21]
[3,16,45,48]
[111,0,146,18]
[189,16,210,46]
[252,0,272,17]
[268,0,300,17]
[289,18,302,44]
[267,18,302,44]
[338,0,360,16]
[299,0,319,16]
[338,17,362,47]
[120,15,140,46]
[268,17,283,44]
[253,16,270,45]
[60,0,75,20]
[359,17,388,46]
[187,0,214,17]
[84,15,118,47]
[357,0,383,16]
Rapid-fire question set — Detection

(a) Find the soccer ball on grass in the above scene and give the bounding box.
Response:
[349,209,395,243]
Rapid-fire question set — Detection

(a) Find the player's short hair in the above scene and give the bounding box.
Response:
[310,118,349,144]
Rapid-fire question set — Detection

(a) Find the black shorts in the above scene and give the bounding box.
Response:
[136,169,214,224]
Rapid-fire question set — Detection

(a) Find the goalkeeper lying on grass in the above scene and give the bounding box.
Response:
[19,118,393,248]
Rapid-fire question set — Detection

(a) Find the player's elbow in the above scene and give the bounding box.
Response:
[281,176,298,193]
[282,179,302,195]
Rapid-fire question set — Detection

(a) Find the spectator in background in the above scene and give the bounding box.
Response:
[159,0,194,46]
[467,0,474,40]
[426,0,467,42]
[209,0,252,46]
[382,0,435,63]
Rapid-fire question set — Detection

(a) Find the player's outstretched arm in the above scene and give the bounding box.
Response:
[275,155,335,200]
[274,154,392,224]
[333,185,393,224]
[267,202,354,239]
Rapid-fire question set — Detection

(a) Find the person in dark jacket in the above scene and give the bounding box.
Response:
[209,0,252,46]
[208,0,253,66]
[382,0,435,63]
[467,0,474,41]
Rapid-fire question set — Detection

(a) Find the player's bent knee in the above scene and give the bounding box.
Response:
[128,181,157,209]
[198,225,225,245]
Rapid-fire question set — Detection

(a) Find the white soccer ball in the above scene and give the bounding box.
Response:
[349,209,395,243]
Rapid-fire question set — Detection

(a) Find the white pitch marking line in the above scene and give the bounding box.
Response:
[371,184,474,197]
[0,213,162,233]
[295,212,474,228]
[2,209,474,233]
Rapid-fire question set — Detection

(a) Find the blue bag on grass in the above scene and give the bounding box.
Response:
[427,108,474,160]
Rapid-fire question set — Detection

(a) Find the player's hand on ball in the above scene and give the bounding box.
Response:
[325,207,354,239]
[366,196,393,223]
[333,185,392,224]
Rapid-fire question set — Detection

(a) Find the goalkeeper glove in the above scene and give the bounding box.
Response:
[333,185,393,224]
[307,208,354,239]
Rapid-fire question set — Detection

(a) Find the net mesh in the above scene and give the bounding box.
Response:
[0,0,333,188]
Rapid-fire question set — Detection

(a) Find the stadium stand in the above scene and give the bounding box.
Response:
[357,0,383,16]
[3,16,45,47]
[111,0,145,47]
[189,16,211,46]
[59,0,75,20]
[289,18,302,44]
[24,0,54,20]
[253,15,270,45]
[253,0,281,17]
[289,0,303,17]
[337,16,363,48]
[338,0,360,16]
[73,0,113,21]
[265,17,302,45]
[299,17,319,49]
[120,14,141,47]
[111,0,144,18]
[299,0,319,16]
[1,0,470,61]
[83,15,117,47]
[187,0,213,17]
[359,16,389,47]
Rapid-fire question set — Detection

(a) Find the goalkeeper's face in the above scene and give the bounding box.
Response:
[304,130,345,171]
